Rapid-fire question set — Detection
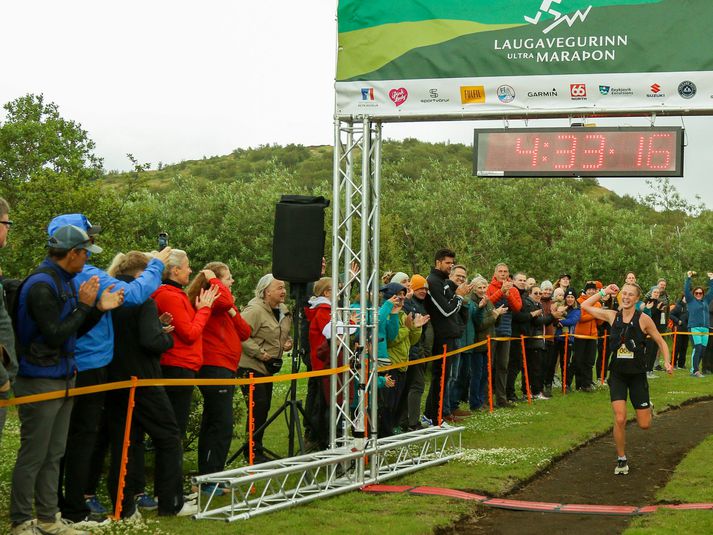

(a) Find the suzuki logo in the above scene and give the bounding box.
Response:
[650,83,661,94]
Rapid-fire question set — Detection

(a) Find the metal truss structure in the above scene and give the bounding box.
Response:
[193,117,462,522]
[193,425,463,522]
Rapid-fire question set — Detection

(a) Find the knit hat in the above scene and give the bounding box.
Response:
[390,272,409,285]
[564,288,576,298]
[411,274,428,291]
[540,279,553,291]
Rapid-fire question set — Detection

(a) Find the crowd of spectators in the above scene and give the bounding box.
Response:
[1,204,712,534]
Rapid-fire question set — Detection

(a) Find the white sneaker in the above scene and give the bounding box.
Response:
[534,393,549,400]
[123,509,142,524]
[35,513,89,535]
[176,500,198,517]
[10,520,40,535]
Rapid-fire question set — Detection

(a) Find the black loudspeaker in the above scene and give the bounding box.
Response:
[272,195,330,283]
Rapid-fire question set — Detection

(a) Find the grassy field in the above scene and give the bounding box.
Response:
[624,432,713,535]
[1,368,712,534]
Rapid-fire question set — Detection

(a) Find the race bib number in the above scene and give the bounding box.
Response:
[617,345,634,359]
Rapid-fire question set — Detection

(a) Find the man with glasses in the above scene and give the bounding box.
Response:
[10,224,124,535]
[0,197,16,445]
[684,271,713,377]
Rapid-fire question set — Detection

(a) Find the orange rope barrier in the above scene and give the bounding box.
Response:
[520,335,532,404]
[2,332,706,411]
[114,376,138,520]
[487,336,493,414]
[437,344,447,425]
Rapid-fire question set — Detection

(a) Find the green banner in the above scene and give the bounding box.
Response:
[337,0,712,81]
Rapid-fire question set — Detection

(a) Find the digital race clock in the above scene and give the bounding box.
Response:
[474,127,683,177]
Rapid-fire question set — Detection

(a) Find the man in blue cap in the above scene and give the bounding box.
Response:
[10,224,124,535]
[45,214,171,522]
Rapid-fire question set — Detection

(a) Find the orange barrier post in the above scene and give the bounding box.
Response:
[437,344,447,425]
[671,328,678,369]
[114,376,138,521]
[248,373,255,465]
[562,335,569,395]
[600,335,608,384]
[520,335,532,404]
[487,336,493,413]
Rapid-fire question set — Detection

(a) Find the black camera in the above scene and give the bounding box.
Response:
[158,232,169,250]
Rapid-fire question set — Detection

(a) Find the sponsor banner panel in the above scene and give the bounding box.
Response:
[335,73,713,119]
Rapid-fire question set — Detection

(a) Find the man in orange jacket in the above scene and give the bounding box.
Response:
[574,282,602,391]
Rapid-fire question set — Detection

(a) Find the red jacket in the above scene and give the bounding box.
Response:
[201,278,251,372]
[152,282,211,372]
[486,277,523,312]
[305,299,331,371]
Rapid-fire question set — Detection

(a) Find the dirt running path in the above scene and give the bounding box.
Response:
[443,399,713,535]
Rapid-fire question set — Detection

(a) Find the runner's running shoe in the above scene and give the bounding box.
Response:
[615,459,629,475]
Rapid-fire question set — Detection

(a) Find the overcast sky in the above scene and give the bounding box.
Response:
[2,1,711,207]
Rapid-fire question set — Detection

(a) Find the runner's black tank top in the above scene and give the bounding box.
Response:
[609,309,646,374]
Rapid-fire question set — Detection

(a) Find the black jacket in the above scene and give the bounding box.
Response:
[424,268,464,340]
[519,295,553,349]
[670,300,688,329]
[109,276,173,381]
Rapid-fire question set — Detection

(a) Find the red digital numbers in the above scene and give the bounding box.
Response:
[638,133,672,170]
[515,136,540,167]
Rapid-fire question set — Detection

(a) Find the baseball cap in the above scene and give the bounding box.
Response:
[48,213,102,237]
[47,225,103,254]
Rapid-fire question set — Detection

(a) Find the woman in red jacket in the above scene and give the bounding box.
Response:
[186,262,251,483]
[152,249,219,437]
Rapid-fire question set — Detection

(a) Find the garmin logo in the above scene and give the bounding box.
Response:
[528,89,558,97]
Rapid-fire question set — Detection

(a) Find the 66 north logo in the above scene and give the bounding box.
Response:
[570,83,587,100]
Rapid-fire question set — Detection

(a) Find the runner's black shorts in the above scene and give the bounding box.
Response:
[608,371,650,410]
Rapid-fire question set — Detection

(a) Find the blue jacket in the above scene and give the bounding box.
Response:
[16,260,89,379]
[73,259,164,371]
[351,299,399,367]
[555,308,581,342]
[685,277,713,329]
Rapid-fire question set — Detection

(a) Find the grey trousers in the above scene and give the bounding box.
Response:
[10,377,74,525]
[493,340,511,405]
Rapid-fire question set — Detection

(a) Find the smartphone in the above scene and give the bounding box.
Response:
[158,232,169,249]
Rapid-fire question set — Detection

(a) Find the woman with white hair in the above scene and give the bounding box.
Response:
[152,249,219,437]
[238,274,293,463]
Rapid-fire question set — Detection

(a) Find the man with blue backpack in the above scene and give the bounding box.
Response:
[9,224,124,535]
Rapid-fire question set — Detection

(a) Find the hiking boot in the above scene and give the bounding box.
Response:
[443,414,465,423]
[135,493,158,511]
[542,385,553,398]
[614,459,629,475]
[36,513,89,535]
[84,495,108,516]
[452,408,472,417]
[10,520,40,535]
